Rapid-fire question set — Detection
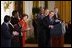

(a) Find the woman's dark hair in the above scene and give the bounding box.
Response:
[12,10,18,16]
[21,14,28,20]
[4,15,10,23]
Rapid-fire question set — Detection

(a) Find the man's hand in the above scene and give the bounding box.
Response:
[13,31,19,36]
[26,28,31,30]
[21,28,31,32]
[55,19,60,22]
[49,25,54,29]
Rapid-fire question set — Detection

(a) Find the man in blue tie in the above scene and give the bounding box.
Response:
[1,15,12,47]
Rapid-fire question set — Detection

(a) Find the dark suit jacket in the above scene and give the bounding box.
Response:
[1,22,12,39]
[42,16,51,38]
[8,24,14,35]
[50,23,62,36]
[54,13,60,19]
[43,16,62,37]
[1,22,12,47]
[36,14,47,47]
[11,16,19,25]
[36,13,46,36]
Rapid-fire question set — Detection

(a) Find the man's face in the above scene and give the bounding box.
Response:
[40,8,44,14]
[54,8,58,13]
[15,12,19,18]
[49,12,54,17]
[44,9,49,16]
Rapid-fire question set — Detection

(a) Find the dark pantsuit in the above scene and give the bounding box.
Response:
[1,22,12,47]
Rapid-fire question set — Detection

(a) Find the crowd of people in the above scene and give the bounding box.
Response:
[32,7,65,47]
[1,7,71,47]
[1,10,31,47]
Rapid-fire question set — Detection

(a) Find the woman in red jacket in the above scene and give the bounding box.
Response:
[19,14,30,47]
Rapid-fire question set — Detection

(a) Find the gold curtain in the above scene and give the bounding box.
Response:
[55,1,71,23]
[33,1,39,8]
[23,1,25,13]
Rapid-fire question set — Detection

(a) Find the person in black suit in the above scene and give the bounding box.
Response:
[32,16,38,43]
[11,10,20,25]
[43,11,64,47]
[36,7,46,47]
[42,10,55,47]
[1,15,12,47]
[10,10,22,47]
[32,7,45,43]
[64,21,71,44]
[43,10,62,47]
[11,18,22,47]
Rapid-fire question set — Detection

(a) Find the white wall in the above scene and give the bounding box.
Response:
[1,1,14,24]
[39,1,45,8]
[23,1,34,38]
[24,1,33,19]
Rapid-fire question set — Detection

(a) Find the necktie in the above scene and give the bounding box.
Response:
[56,13,58,18]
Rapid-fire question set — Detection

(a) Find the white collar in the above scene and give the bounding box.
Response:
[9,22,14,28]
[4,22,8,27]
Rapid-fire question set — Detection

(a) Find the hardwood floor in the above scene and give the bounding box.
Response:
[24,44,71,47]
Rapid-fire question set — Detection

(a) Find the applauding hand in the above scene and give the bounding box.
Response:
[49,25,54,29]
[13,31,19,36]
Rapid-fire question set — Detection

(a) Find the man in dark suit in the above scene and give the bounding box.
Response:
[10,10,22,47]
[11,10,20,25]
[43,11,64,47]
[36,7,47,47]
[42,11,54,47]
[1,15,12,47]
[32,16,38,43]
[43,11,61,47]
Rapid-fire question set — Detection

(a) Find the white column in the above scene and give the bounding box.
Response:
[24,1,33,19]
[48,1,55,11]
[23,1,34,38]
[39,1,45,8]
